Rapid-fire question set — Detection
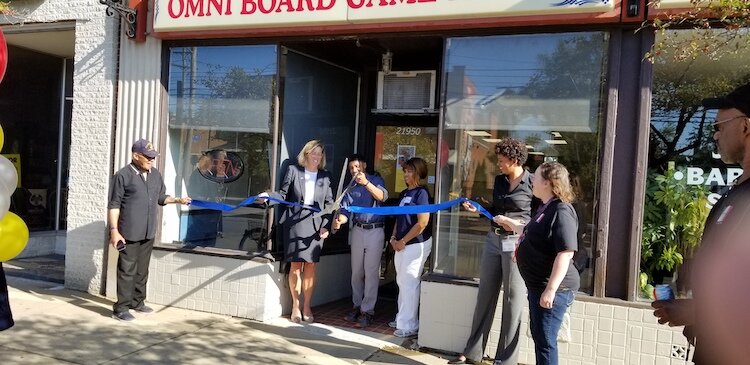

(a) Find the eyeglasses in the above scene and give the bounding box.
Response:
[140,153,156,161]
[713,115,747,132]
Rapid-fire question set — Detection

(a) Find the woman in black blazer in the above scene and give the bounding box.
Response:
[275,140,333,323]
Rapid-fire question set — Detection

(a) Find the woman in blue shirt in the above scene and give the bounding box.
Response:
[389,157,432,338]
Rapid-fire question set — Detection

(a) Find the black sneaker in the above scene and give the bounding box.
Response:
[133,304,154,314]
[344,307,360,322]
[112,311,135,321]
[356,312,373,328]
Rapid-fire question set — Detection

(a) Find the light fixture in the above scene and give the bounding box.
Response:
[382,51,393,74]
[551,131,562,138]
[526,145,535,150]
[100,0,138,39]
[544,139,568,145]
[482,138,504,143]
[465,130,491,137]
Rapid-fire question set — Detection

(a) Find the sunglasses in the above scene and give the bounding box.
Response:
[140,153,156,161]
[713,115,747,132]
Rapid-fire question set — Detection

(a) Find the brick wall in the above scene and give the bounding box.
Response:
[419,281,693,365]
[7,0,120,293]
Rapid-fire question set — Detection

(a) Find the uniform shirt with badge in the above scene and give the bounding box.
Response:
[689,178,750,365]
[698,178,750,249]
[394,186,432,245]
[340,173,388,225]
[491,170,535,233]
[516,199,580,292]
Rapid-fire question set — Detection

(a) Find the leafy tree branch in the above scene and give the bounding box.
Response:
[644,0,750,62]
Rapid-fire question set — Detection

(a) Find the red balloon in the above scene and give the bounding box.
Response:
[0,28,6,84]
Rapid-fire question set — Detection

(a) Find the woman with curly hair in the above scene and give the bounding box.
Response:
[450,138,534,365]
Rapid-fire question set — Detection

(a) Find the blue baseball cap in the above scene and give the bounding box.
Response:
[131,138,158,158]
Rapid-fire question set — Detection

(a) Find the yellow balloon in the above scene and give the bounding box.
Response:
[0,212,29,262]
[0,124,4,151]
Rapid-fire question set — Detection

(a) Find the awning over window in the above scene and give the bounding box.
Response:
[169,98,272,134]
[445,95,595,133]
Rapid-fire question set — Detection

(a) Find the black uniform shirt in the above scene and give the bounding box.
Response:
[108,163,168,241]
[516,199,580,292]
[491,170,534,232]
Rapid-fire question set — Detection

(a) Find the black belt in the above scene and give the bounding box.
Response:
[354,222,384,230]
[493,228,513,236]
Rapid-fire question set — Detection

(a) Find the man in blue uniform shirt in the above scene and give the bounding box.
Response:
[333,154,388,328]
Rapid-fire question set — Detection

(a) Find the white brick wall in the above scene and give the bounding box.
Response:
[148,251,353,321]
[419,281,692,365]
[6,0,120,293]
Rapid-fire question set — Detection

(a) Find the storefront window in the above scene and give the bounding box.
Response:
[641,30,749,299]
[163,45,277,251]
[435,33,608,294]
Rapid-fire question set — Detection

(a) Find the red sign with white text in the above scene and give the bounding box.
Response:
[154,0,615,32]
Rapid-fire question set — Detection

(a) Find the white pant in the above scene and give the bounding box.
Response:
[394,238,432,332]
[350,225,384,313]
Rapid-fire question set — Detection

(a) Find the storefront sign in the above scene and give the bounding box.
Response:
[154,0,614,32]
[673,153,744,207]
[652,0,693,9]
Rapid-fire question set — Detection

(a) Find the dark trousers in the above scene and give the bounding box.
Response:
[113,238,154,314]
[0,263,13,331]
[462,233,525,364]
[527,289,575,365]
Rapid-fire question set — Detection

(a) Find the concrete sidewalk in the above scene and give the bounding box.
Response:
[0,276,452,365]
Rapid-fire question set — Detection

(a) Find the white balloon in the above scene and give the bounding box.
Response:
[0,192,9,221]
[0,155,17,195]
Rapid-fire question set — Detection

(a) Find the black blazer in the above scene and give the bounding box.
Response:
[276,164,333,230]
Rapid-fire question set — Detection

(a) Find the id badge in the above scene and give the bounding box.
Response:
[501,234,519,252]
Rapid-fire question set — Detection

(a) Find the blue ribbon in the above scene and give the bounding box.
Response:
[191,196,493,220]
[190,195,321,212]
[345,197,494,220]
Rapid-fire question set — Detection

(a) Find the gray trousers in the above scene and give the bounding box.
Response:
[462,232,526,364]
[350,225,384,314]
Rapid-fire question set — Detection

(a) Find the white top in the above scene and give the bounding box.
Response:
[304,170,317,206]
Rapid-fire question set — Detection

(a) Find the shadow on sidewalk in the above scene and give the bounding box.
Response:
[6,276,113,317]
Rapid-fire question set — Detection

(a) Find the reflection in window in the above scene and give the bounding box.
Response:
[164,45,277,252]
[642,30,749,299]
[436,33,608,294]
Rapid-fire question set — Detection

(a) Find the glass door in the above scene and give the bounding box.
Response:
[372,124,439,199]
[277,48,360,253]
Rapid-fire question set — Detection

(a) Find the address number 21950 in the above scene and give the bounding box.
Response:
[396,127,422,136]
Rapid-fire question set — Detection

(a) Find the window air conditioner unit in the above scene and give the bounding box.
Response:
[375,70,436,113]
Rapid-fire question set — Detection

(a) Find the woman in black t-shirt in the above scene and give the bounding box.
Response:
[389,157,432,338]
[498,161,579,365]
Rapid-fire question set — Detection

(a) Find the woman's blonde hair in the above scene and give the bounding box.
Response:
[297,140,326,170]
[538,161,575,203]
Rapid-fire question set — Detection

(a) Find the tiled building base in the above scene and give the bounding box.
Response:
[418,281,693,365]
[148,250,353,322]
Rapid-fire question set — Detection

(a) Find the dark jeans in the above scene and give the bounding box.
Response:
[114,238,154,314]
[0,263,13,331]
[527,289,575,365]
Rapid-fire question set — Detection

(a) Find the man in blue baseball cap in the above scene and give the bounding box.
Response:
[108,138,191,321]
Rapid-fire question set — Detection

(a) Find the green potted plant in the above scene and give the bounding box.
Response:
[640,164,710,298]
